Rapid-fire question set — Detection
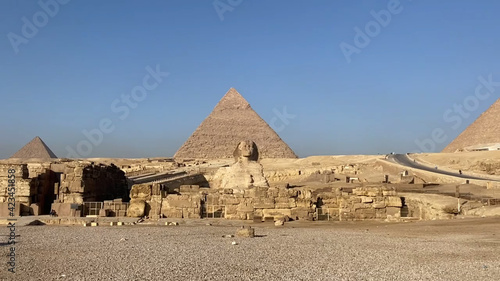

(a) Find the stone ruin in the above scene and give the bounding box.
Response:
[126,141,403,221]
[0,161,128,217]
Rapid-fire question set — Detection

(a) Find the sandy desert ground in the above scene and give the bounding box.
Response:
[1,218,499,281]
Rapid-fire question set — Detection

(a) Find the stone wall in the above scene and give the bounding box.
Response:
[126,183,402,221]
[58,163,128,204]
[0,161,128,217]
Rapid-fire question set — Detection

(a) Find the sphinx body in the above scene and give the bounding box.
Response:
[212,140,269,191]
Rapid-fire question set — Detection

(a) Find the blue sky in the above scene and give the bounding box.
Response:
[1,0,499,158]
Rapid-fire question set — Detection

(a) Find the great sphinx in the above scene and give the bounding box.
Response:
[212,140,269,191]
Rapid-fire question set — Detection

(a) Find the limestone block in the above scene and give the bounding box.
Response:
[130,184,152,200]
[254,209,263,217]
[382,187,397,196]
[375,208,386,218]
[296,199,312,208]
[237,202,254,212]
[355,208,376,220]
[353,203,371,210]
[225,205,238,215]
[274,197,296,208]
[366,188,382,197]
[386,207,401,217]
[225,213,245,220]
[236,226,255,238]
[30,203,40,216]
[206,194,220,205]
[127,199,146,217]
[385,196,402,207]
[297,189,312,199]
[352,188,367,196]
[267,187,279,198]
[262,209,292,219]
[165,195,200,208]
[254,186,269,198]
[69,180,84,193]
[219,195,241,205]
[183,208,201,219]
[361,196,373,203]
[243,189,255,198]
[291,207,314,220]
[372,202,386,209]
[253,198,275,209]
[162,208,183,218]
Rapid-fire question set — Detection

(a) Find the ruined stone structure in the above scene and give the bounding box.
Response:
[174,88,297,159]
[126,182,402,221]
[128,141,403,221]
[10,136,58,159]
[0,161,128,217]
[443,98,500,152]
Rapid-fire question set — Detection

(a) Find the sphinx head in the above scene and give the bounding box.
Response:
[233,140,259,162]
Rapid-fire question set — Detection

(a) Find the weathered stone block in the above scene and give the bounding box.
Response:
[353,203,371,210]
[275,197,296,208]
[162,208,183,218]
[236,226,255,238]
[262,209,292,219]
[219,195,241,205]
[127,199,146,217]
[237,203,254,212]
[355,208,376,219]
[225,205,238,215]
[386,207,401,217]
[253,198,274,209]
[296,199,312,208]
[361,196,373,203]
[385,196,402,207]
[267,187,279,198]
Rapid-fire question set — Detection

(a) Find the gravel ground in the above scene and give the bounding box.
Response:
[1,218,499,281]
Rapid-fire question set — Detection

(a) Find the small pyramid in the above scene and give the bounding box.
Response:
[10,136,58,159]
[174,88,297,159]
[442,98,500,152]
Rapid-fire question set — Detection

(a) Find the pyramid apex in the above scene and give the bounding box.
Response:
[214,87,250,111]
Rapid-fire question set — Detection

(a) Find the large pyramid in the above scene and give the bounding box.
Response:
[10,136,58,159]
[174,88,297,159]
[442,98,500,152]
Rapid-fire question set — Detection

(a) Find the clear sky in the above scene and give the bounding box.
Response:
[1,0,499,158]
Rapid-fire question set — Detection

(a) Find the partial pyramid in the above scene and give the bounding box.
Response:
[10,136,58,159]
[174,88,297,159]
[442,98,500,152]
